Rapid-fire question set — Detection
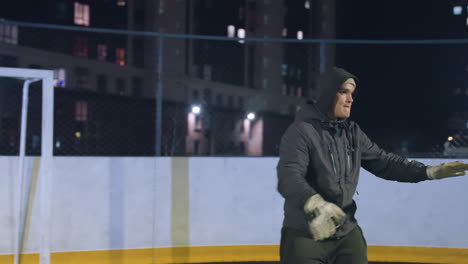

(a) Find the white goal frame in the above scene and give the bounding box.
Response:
[0,67,54,264]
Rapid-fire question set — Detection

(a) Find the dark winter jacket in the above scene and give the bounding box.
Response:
[276,67,428,239]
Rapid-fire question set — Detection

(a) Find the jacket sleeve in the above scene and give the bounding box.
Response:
[277,122,318,209]
[358,125,428,182]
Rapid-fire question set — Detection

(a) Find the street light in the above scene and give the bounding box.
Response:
[247,112,255,120]
[191,105,201,115]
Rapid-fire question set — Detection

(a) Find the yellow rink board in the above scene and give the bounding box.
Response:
[1,245,468,264]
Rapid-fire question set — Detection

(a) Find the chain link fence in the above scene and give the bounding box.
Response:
[0,77,42,156]
[0,20,467,158]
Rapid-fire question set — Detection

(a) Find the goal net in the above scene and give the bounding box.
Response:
[0,67,54,264]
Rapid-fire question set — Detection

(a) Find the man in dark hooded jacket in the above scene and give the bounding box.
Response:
[277,67,468,264]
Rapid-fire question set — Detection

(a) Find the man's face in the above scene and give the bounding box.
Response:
[329,78,356,119]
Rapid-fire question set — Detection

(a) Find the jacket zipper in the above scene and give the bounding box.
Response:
[346,144,359,195]
[328,144,337,175]
[346,145,351,172]
[333,139,342,176]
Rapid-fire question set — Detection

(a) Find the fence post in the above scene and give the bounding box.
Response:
[319,41,326,73]
[155,35,164,156]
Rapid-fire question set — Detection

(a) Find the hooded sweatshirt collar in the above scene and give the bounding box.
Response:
[295,67,358,125]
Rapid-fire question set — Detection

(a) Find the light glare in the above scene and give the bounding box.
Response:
[192,106,201,114]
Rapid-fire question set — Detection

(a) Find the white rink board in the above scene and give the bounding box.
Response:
[0,157,466,254]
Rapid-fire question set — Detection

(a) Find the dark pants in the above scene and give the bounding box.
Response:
[279,225,368,264]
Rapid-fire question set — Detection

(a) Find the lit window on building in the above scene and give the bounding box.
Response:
[73,37,88,57]
[453,6,462,15]
[227,25,236,37]
[0,24,18,44]
[116,0,126,7]
[116,48,126,66]
[97,44,107,61]
[282,28,287,37]
[74,2,90,26]
[75,100,88,121]
[304,0,310,9]
[237,28,246,44]
[53,68,66,87]
[297,30,304,40]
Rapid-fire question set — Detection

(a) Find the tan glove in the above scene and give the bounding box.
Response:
[426,161,468,180]
[304,194,346,241]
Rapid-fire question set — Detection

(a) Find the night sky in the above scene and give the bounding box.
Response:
[2,0,467,153]
[335,0,468,152]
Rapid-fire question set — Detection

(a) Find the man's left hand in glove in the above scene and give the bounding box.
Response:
[426,161,468,180]
[304,194,346,241]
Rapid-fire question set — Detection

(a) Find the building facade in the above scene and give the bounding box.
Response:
[0,0,336,156]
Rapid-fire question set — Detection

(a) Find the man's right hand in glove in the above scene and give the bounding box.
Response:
[304,194,346,241]
[426,161,468,180]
